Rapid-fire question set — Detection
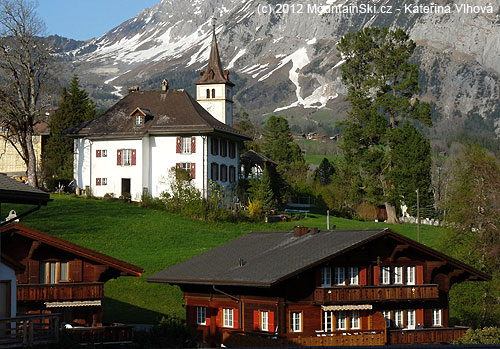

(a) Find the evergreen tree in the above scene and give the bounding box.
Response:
[314,158,335,186]
[44,75,96,181]
[337,27,432,223]
[249,166,277,212]
[261,115,307,180]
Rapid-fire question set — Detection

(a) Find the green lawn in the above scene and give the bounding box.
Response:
[5,195,447,324]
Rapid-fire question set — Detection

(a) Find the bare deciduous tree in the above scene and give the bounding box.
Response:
[0,0,51,187]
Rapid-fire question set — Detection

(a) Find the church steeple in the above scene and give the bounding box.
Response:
[195,16,234,126]
[196,16,234,87]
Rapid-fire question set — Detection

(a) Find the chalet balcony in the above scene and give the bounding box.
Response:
[314,284,439,303]
[17,282,104,302]
[388,327,468,345]
[0,313,60,347]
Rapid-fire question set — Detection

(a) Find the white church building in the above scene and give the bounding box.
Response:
[69,26,249,201]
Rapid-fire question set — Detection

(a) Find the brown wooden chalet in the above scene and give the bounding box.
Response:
[148,227,490,347]
[1,223,143,327]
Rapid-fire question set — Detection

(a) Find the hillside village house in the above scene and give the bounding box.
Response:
[68,25,249,201]
[0,120,50,178]
[148,227,490,347]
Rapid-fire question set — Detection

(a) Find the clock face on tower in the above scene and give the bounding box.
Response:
[205,103,215,114]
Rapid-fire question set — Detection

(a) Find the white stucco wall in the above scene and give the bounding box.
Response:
[0,262,17,318]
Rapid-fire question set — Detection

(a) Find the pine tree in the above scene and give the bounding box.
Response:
[249,166,277,212]
[44,75,96,181]
[337,27,433,223]
[314,158,335,186]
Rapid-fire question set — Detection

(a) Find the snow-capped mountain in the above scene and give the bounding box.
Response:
[66,0,500,139]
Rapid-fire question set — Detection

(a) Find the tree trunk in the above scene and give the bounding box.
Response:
[384,202,398,224]
[25,131,38,187]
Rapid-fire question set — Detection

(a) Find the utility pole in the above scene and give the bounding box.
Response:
[416,189,420,242]
[327,210,330,230]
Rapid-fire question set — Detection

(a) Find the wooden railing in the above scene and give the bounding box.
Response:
[222,329,386,347]
[314,284,439,303]
[65,325,133,345]
[17,282,104,301]
[388,327,468,345]
[0,313,60,347]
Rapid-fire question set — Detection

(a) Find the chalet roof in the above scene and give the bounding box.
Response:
[2,223,143,277]
[0,174,51,206]
[66,89,248,140]
[147,228,490,287]
[196,24,234,87]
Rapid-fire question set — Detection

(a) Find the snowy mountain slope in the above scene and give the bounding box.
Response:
[67,0,500,138]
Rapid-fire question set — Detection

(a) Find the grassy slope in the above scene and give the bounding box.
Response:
[5,195,446,324]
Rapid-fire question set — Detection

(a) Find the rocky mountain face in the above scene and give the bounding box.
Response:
[62,0,500,146]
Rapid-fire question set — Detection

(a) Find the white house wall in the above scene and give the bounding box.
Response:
[207,136,239,193]
[0,262,16,318]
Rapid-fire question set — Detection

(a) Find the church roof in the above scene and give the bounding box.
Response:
[196,23,234,87]
[66,89,248,140]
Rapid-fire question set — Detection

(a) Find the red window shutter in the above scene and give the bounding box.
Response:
[233,308,239,329]
[417,309,424,326]
[416,265,424,284]
[131,149,136,165]
[96,178,101,186]
[191,137,196,153]
[359,267,367,285]
[253,310,259,330]
[176,137,181,153]
[205,308,211,326]
[216,308,221,327]
[191,163,196,179]
[96,150,101,157]
[189,306,196,325]
[268,311,275,333]
[373,266,380,286]
[176,163,181,168]
[117,150,122,165]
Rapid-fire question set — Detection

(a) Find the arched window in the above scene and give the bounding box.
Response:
[206,89,210,98]
[211,88,215,98]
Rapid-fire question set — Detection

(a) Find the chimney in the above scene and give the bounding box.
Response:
[161,79,169,91]
[293,226,309,237]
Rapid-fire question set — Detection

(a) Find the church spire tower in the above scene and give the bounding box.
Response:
[196,16,234,126]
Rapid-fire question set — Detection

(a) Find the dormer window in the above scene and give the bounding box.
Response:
[135,115,143,126]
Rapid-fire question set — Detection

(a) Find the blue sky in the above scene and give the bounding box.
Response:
[37,0,161,41]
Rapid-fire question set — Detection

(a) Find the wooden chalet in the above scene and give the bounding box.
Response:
[148,227,490,347]
[1,223,143,328]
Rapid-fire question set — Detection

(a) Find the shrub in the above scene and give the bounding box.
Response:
[453,327,500,345]
[247,199,263,221]
[356,201,378,221]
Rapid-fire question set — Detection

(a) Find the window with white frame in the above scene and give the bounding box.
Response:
[336,311,347,330]
[334,267,345,285]
[350,310,360,329]
[394,266,403,284]
[432,309,442,326]
[181,137,192,154]
[381,266,391,284]
[102,149,107,157]
[290,312,301,332]
[407,309,416,329]
[321,266,332,287]
[102,178,107,185]
[382,310,391,328]
[348,266,359,285]
[394,310,403,328]
[260,311,269,331]
[135,115,143,126]
[121,149,132,166]
[180,163,191,171]
[196,306,206,325]
[223,308,233,328]
[323,311,333,332]
[407,266,415,285]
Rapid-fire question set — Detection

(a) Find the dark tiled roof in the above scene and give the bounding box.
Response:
[147,229,386,287]
[2,223,143,277]
[66,89,248,140]
[147,228,491,287]
[0,174,51,205]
